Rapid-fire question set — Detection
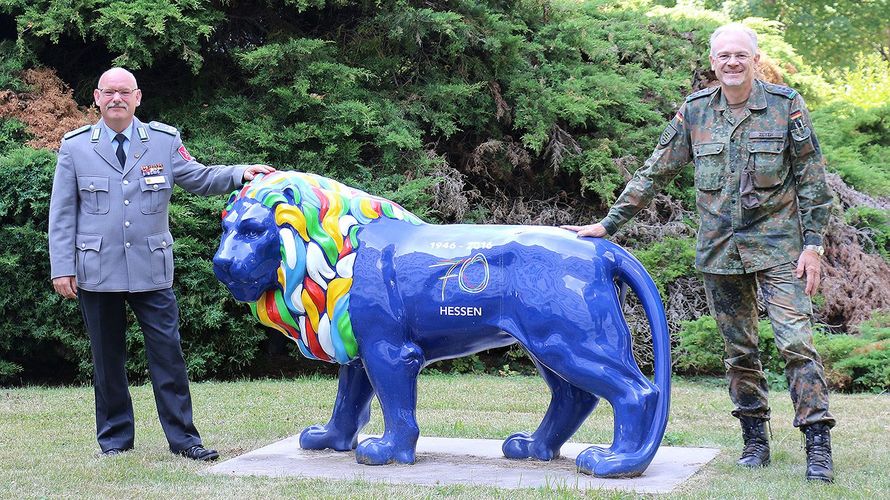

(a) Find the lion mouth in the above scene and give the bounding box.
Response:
[212,262,278,303]
[223,280,273,303]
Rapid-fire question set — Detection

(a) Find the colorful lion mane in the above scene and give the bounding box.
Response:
[221,171,423,363]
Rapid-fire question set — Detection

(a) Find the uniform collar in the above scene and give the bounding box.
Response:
[710,79,768,112]
[99,119,134,144]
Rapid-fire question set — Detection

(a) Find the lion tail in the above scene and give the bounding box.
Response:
[609,242,671,466]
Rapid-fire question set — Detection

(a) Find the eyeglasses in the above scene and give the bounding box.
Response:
[715,52,751,63]
[97,88,138,98]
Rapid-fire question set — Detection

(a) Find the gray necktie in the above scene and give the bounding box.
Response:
[114,133,126,168]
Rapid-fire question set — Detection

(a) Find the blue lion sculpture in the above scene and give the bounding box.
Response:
[212,171,671,478]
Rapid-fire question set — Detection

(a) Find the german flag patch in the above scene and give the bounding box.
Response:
[790,110,803,121]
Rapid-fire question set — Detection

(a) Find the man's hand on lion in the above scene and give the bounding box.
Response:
[243,164,276,181]
[796,249,822,296]
[52,276,77,299]
[562,223,608,238]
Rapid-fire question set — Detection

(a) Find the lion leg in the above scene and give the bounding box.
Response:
[300,361,374,451]
[527,336,660,478]
[503,358,599,461]
[354,340,423,465]
[573,374,659,478]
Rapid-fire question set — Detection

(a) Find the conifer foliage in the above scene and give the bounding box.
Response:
[0,1,886,387]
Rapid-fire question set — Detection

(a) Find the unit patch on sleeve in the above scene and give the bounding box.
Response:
[659,123,678,147]
[178,145,193,162]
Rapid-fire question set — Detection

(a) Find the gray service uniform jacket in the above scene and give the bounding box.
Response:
[49,117,248,292]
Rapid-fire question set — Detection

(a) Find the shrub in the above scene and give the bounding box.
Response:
[632,237,696,295]
[830,341,889,393]
[673,316,724,375]
[675,316,784,383]
[677,314,890,392]
[0,145,270,384]
[845,206,890,262]
[811,102,890,198]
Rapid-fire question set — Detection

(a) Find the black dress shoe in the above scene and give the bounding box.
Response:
[99,448,128,457]
[177,445,219,461]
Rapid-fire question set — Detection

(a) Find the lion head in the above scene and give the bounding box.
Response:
[213,197,281,302]
[212,171,423,363]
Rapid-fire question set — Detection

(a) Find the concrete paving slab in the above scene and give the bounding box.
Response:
[204,435,719,493]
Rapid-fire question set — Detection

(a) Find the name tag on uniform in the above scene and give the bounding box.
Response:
[749,131,784,139]
[145,175,166,185]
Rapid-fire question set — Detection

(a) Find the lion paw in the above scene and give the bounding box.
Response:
[299,424,358,451]
[355,436,415,465]
[576,446,644,478]
[502,432,559,460]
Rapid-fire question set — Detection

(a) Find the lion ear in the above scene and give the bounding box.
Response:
[283,186,300,205]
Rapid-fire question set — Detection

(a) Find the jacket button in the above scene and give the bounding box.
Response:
[124,200,130,206]
[123,180,129,185]
[124,221,130,227]
[125,242,131,248]
[162,241,167,247]
[81,243,85,249]
[153,184,159,190]
[89,184,95,191]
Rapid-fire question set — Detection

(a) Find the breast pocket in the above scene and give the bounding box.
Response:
[748,140,788,188]
[147,232,174,284]
[75,234,102,285]
[140,176,173,214]
[77,176,110,214]
[693,142,726,191]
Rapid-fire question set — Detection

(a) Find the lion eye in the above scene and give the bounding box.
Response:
[238,219,266,239]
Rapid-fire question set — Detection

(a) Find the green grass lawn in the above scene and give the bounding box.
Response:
[1,374,887,498]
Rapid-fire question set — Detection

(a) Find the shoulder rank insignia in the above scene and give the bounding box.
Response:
[763,83,797,99]
[686,86,718,102]
[148,121,178,136]
[63,125,92,140]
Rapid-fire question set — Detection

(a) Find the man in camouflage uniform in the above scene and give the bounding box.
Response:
[564,24,835,482]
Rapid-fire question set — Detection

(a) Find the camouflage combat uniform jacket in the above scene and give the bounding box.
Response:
[600,79,832,274]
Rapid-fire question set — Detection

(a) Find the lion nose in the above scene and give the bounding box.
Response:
[212,254,233,282]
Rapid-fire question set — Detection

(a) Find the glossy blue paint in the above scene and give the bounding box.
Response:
[212,172,671,478]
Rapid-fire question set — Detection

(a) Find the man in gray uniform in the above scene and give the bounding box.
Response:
[48,67,274,460]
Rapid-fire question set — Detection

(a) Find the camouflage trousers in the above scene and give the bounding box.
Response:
[702,262,835,428]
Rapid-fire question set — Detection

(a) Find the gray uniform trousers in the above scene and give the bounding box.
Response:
[79,288,199,452]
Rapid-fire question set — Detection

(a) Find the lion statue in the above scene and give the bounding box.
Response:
[212,171,670,478]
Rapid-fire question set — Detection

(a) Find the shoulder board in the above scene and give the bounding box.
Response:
[763,83,798,99]
[148,121,178,135]
[63,125,92,140]
[686,86,718,102]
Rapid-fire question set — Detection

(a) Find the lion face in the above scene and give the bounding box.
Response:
[213,198,281,302]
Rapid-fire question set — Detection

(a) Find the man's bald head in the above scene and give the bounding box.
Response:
[94,67,141,132]
[98,67,138,89]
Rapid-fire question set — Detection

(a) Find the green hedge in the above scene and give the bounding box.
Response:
[674,314,890,393]
[1,0,887,386]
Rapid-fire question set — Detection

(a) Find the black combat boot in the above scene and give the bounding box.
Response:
[737,415,770,467]
[803,423,834,482]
